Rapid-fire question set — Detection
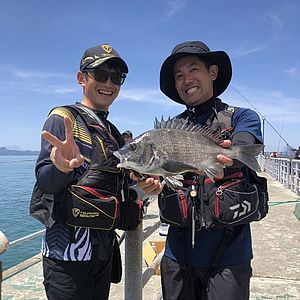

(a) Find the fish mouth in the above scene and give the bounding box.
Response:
[113,150,133,169]
[113,150,126,167]
[113,150,122,161]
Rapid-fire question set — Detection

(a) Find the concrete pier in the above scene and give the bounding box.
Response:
[1,173,300,299]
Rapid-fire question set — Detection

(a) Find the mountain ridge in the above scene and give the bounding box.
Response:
[0,146,39,155]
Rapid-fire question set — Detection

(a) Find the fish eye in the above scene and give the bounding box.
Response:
[128,143,137,151]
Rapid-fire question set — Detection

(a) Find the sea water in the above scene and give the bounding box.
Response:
[0,155,43,271]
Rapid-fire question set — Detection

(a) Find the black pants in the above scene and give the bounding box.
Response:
[161,255,252,300]
[43,255,113,300]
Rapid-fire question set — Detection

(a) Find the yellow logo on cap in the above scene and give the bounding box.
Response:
[101,44,113,53]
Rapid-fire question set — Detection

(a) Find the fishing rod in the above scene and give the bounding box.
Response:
[230,86,295,152]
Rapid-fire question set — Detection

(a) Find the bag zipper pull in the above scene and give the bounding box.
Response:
[121,189,125,202]
[192,205,196,248]
[121,171,125,202]
[216,186,223,197]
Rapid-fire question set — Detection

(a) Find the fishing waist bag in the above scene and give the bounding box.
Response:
[66,176,143,231]
[66,184,119,230]
[201,170,269,229]
[158,171,269,229]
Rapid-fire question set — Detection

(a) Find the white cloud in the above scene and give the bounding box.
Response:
[163,0,187,18]
[53,87,78,95]
[227,85,300,124]
[0,67,77,96]
[285,67,298,78]
[235,44,266,57]
[119,87,181,108]
[5,68,73,80]
[154,0,186,23]
[267,13,283,30]
[110,116,144,126]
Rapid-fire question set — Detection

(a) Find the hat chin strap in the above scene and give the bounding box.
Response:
[213,81,218,97]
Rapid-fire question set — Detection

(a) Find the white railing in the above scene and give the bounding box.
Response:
[261,155,300,196]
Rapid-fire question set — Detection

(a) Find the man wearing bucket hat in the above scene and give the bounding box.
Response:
[32,43,136,300]
[153,41,263,299]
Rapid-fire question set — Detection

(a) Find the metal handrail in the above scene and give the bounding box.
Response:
[8,229,45,248]
[262,156,300,196]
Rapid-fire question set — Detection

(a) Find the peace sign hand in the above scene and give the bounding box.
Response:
[42,116,85,173]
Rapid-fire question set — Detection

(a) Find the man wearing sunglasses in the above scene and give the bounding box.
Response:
[32,43,146,300]
[77,44,127,112]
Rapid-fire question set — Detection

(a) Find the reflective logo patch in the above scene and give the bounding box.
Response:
[101,44,113,53]
[72,208,80,218]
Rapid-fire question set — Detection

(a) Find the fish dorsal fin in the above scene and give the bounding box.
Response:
[154,116,224,144]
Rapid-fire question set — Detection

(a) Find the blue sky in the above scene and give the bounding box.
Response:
[0,0,299,152]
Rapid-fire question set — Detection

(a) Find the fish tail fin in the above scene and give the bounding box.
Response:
[233,144,264,172]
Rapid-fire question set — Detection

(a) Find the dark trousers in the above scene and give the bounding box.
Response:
[161,255,252,300]
[43,255,113,300]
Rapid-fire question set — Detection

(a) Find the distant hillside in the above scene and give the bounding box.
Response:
[0,147,39,156]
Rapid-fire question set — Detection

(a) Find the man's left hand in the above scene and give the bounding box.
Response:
[217,140,233,167]
[214,140,233,178]
[130,174,163,195]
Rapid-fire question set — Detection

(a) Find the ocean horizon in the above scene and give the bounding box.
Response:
[0,155,44,271]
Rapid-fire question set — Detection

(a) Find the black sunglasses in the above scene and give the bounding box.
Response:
[85,69,126,86]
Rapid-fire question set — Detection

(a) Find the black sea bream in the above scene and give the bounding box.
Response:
[114,117,263,186]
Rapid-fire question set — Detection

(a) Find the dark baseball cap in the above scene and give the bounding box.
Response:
[80,43,128,73]
[122,130,133,138]
[160,41,232,104]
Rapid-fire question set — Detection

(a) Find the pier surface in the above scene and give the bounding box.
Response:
[1,173,300,299]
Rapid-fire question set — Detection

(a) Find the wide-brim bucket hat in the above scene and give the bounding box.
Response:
[160,41,232,104]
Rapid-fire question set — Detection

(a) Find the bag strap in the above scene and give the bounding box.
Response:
[64,104,108,130]
[65,104,123,148]
[210,105,236,138]
[204,226,233,290]
[215,105,235,129]
[177,228,198,282]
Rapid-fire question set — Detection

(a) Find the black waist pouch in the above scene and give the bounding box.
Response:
[158,171,269,230]
[110,235,122,283]
[158,188,191,227]
[116,187,143,231]
[204,175,269,229]
[65,185,119,230]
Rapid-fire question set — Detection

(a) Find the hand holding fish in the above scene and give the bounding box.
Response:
[42,116,84,173]
[216,139,234,177]
[217,139,233,166]
[131,174,164,195]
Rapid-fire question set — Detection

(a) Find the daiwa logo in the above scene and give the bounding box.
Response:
[229,200,251,219]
